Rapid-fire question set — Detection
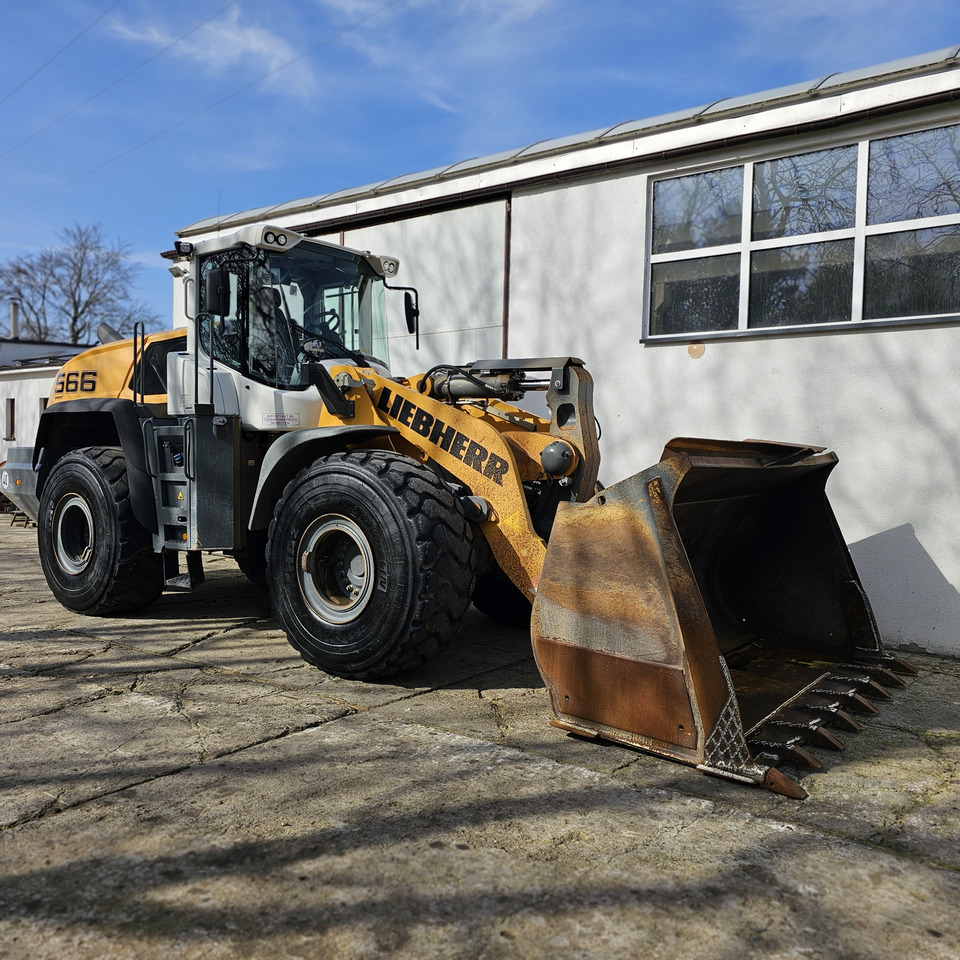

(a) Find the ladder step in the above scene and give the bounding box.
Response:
[163,550,205,589]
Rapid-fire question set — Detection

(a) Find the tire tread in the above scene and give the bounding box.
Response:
[267,449,474,679]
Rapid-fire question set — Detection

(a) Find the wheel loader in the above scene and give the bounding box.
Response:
[1,224,914,799]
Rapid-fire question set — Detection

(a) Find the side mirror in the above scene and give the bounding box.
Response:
[204,268,228,317]
[404,291,421,350]
[404,291,419,335]
[384,280,421,349]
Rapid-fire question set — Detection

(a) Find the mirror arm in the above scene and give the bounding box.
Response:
[383,281,420,350]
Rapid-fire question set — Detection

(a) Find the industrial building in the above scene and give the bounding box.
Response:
[176,46,960,656]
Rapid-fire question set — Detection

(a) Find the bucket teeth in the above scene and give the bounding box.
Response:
[808,681,880,715]
[827,674,894,701]
[743,654,918,786]
[762,767,808,800]
[749,740,822,771]
[767,716,845,751]
[840,663,907,688]
[789,696,863,732]
[885,655,920,676]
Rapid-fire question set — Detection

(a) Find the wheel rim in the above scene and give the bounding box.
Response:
[53,494,95,575]
[297,514,375,624]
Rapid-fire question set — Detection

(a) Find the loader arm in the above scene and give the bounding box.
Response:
[342,357,599,600]
[328,359,913,798]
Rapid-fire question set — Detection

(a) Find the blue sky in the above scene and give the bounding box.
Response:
[0,0,958,328]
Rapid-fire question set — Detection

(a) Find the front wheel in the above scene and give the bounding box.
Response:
[37,447,164,614]
[266,449,474,679]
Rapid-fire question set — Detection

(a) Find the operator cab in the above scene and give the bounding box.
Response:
[196,229,394,389]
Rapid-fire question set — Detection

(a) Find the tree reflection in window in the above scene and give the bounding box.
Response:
[750,240,854,327]
[865,225,960,319]
[652,167,743,254]
[650,255,740,334]
[649,120,960,337]
[868,124,960,224]
[753,146,857,240]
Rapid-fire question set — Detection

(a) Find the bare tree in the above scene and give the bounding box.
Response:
[0,223,159,344]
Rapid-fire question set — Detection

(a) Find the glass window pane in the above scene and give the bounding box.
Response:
[749,240,854,328]
[752,146,857,240]
[864,225,960,319]
[652,167,743,254]
[649,255,740,335]
[868,124,960,224]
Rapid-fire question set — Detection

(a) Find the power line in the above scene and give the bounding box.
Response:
[0,0,406,222]
[0,0,240,162]
[0,0,124,109]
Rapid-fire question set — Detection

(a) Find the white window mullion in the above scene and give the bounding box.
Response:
[850,139,870,324]
[738,162,753,330]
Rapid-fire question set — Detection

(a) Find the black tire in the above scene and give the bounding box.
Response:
[470,534,532,626]
[37,446,164,614]
[234,529,268,586]
[266,449,474,680]
[472,571,532,627]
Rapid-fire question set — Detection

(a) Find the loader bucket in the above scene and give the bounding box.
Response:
[531,438,915,798]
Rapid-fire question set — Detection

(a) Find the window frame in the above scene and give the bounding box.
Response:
[643,111,960,342]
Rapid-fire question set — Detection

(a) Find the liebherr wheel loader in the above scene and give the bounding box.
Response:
[2,224,915,799]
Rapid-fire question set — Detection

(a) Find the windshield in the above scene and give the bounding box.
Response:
[198,240,390,390]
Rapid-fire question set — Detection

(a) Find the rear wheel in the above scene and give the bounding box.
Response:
[233,529,268,586]
[472,571,532,627]
[266,449,474,679]
[470,534,532,626]
[38,446,164,614]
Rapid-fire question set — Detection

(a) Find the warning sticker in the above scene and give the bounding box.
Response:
[262,413,301,428]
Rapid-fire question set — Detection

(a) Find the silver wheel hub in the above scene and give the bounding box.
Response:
[54,494,94,575]
[298,515,374,624]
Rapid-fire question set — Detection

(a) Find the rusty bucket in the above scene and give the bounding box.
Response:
[531,438,914,798]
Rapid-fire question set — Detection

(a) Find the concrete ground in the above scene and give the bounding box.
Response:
[0,522,958,960]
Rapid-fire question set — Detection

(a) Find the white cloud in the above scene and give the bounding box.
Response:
[314,0,569,149]
[108,6,318,96]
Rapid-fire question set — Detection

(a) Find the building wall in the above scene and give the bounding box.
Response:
[507,167,960,655]
[0,369,55,465]
[175,72,960,655]
[322,200,508,377]
[220,141,960,654]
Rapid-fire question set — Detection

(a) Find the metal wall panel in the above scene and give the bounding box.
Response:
[337,201,507,377]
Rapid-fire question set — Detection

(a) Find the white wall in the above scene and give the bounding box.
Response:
[0,369,56,464]
[508,174,960,654]
[333,201,507,378]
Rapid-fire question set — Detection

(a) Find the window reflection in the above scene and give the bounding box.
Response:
[650,255,740,335]
[865,225,960,319]
[753,146,857,240]
[649,122,960,337]
[749,241,854,327]
[652,167,743,254]
[868,124,960,224]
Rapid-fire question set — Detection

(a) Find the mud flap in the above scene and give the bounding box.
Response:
[531,438,915,798]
